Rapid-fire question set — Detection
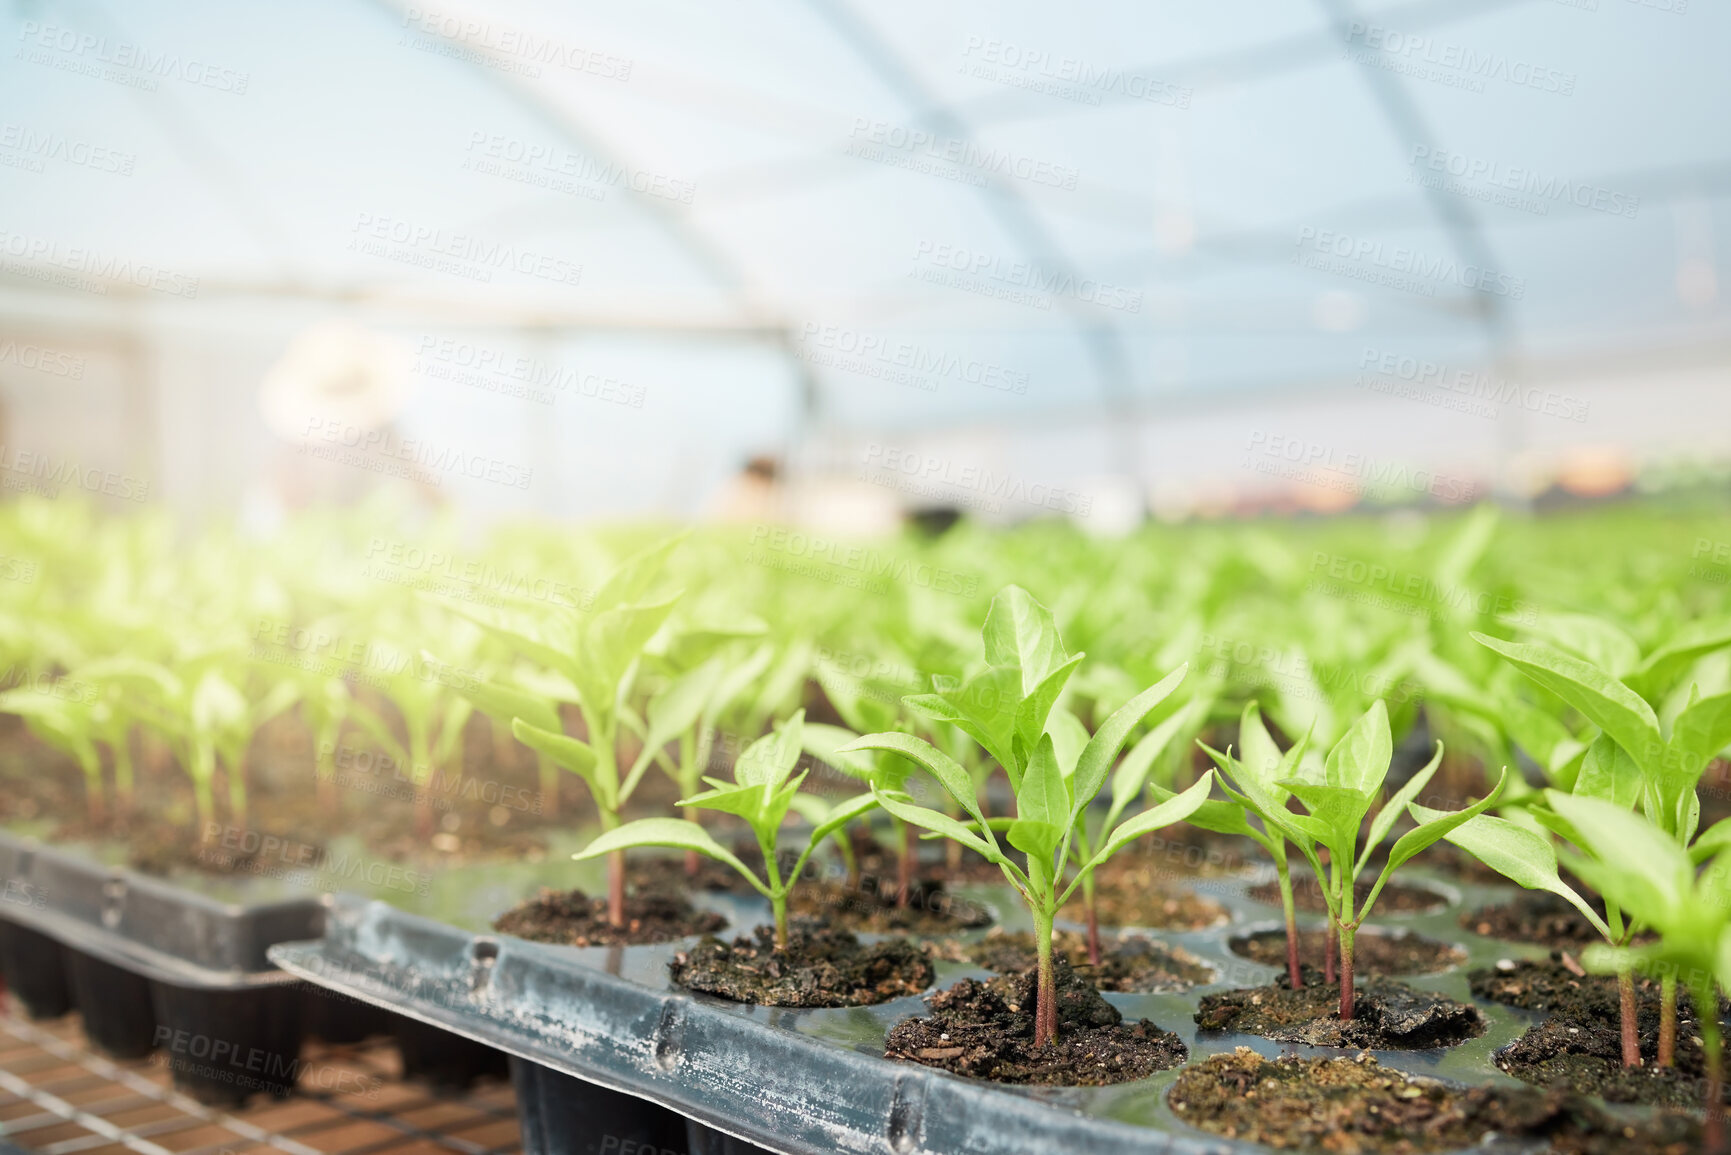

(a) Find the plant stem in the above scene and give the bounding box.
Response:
[1276,864,1301,989]
[1698,978,1725,1155]
[1323,911,1337,985]
[1658,974,1676,1068]
[1617,967,1642,1067]
[1082,874,1102,966]
[1338,883,1357,1021]
[226,755,247,831]
[1031,907,1058,1048]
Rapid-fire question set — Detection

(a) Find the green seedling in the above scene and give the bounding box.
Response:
[841,586,1213,1048]
[1198,702,1314,987]
[1557,794,1731,1152]
[459,536,685,927]
[0,682,106,823]
[1275,700,1508,1020]
[573,711,875,948]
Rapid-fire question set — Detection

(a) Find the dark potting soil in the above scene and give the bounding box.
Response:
[966,928,1214,993]
[883,958,1187,1085]
[1067,862,1228,930]
[1168,1048,1701,1155]
[788,876,993,934]
[1230,928,1466,976]
[1248,874,1446,916]
[1194,974,1485,1049]
[669,923,934,1007]
[1472,956,1731,1106]
[1460,891,1618,949]
[492,887,725,947]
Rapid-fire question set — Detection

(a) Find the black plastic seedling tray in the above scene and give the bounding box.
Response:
[270,853,1561,1155]
[0,829,330,1104]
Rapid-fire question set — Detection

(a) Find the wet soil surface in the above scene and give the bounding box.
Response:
[1249,874,1447,916]
[884,958,1187,1085]
[788,877,993,934]
[669,924,933,1007]
[1195,974,1485,1049]
[1472,956,1731,1106]
[1068,861,1229,930]
[1460,891,1621,949]
[1169,1048,1701,1154]
[967,929,1214,993]
[1230,928,1466,977]
[492,887,726,947]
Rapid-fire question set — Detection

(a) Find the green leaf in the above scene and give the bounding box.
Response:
[678,782,768,821]
[1009,733,1068,861]
[1280,779,1372,861]
[572,817,762,893]
[872,787,1003,865]
[842,731,989,832]
[511,719,599,788]
[1013,655,1085,757]
[1630,617,1731,697]
[644,660,725,754]
[1574,734,1642,810]
[1083,771,1215,871]
[1324,700,1392,795]
[449,674,561,734]
[1414,807,1610,940]
[1692,815,1731,864]
[1522,613,1641,679]
[983,585,1067,696]
[586,595,681,689]
[1474,633,1663,776]
[1106,697,1206,833]
[735,711,804,790]
[906,666,1021,782]
[1236,701,1285,793]
[800,722,878,781]
[590,533,686,615]
[1044,705,1091,776]
[1381,768,1508,878]
[1071,664,1187,822]
[1359,743,1445,871]
[1546,790,1692,923]
[1671,691,1731,776]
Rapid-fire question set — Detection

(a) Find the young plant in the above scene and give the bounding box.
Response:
[1275,700,1508,1019]
[462,536,685,927]
[851,658,1218,1045]
[1064,689,1211,964]
[1560,795,1731,1150]
[0,682,106,823]
[1198,702,1314,987]
[571,712,876,948]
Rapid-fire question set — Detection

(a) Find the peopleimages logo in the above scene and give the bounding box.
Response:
[1357,347,1589,423]
[1341,23,1576,96]
[1293,227,1526,300]
[299,418,534,490]
[1408,146,1639,220]
[910,240,1143,313]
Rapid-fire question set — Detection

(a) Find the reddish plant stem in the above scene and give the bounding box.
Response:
[1338,927,1356,1021]
[607,849,627,928]
[1284,907,1303,990]
[1323,916,1337,985]
[1618,969,1642,1068]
